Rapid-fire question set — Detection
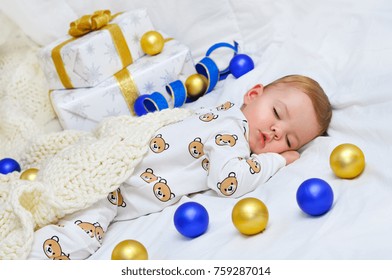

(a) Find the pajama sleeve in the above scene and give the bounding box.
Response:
[203,117,286,198]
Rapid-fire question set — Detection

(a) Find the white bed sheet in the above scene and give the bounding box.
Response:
[1,0,392,260]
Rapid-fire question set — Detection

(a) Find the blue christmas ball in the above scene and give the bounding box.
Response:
[229,54,255,78]
[173,202,209,238]
[0,158,21,175]
[296,178,334,216]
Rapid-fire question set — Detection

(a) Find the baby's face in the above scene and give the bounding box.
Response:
[241,83,320,154]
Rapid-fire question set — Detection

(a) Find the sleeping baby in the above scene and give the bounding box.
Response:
[28,74,332,260]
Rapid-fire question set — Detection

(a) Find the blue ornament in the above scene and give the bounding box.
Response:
[296,178,334,216]
[173,202,209,238]
[229,54,254,78]
[0,158,21,175]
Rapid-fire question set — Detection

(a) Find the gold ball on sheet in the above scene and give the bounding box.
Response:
[231,197,269,236]
[140,31,164,55]
[19,168,39,181]
[330,143,365,179]
[111,239,148,260]
[185,74,208,100]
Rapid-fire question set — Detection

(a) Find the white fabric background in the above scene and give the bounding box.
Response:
[1,0,392,259]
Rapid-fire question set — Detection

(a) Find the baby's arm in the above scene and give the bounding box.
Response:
[28,189,119,260]
[203,123,286,198]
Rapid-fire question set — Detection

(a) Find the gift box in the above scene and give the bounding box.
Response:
[39,9,154,90]
[50,39,196,131]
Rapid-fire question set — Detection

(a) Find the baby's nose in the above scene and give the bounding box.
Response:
[271,127,282,140]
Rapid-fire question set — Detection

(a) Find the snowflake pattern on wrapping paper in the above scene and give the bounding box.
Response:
[104,107,122,118]
[143,81,156,94]
[61,90,77,102]
[129,13,142,26]
[86,43,95,56]
[70,103,90,122]
[74,53,83,69]
[61,46,73,62]
[104,42,119,65]
[131,33,144,58]
[84,63,103,85]
[160,67,178,87]
[102,83,121,102]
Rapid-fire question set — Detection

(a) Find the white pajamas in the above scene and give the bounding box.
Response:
[28,101,286,260]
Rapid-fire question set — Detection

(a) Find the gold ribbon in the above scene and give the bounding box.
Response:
[114,68,139,115]
[51,37,77,89]
[48,68,139,119]
[69,10,113,37]
[51,10,132,89]
[103,23,133,67]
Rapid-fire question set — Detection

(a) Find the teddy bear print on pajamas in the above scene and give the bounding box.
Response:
[28,101,286,259]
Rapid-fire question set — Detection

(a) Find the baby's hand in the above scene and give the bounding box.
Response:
[281,151,300,165]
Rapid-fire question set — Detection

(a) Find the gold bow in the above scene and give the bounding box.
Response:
[69,10,114,37]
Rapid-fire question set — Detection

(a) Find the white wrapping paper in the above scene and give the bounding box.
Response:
[50,39,196,131]
[39,9,154,90]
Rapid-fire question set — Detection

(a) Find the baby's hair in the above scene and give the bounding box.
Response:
[265,75,332,136]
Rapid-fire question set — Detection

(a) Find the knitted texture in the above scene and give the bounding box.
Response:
[0,12,58,160]
[0,108,192,259]
[0,12,193,259]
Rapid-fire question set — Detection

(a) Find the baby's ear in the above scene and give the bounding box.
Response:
[243,84,264,104]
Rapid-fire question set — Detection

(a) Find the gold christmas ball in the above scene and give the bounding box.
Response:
[330,143,365,179]
[111,239,148,260]
[20,168,39,181]
[140,31,164,56]
[232,197,269,236]
[185,74,208,100]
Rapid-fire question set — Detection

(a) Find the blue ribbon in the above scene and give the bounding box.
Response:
[133,41,241,116]
[205,41,238,80]
[143,48,223,106]
[144,92,169,112]
[134,92,169,116]
[195,57,219,94]
[133,94,150,116]
[165,80,187,108]
[134,81,186,117]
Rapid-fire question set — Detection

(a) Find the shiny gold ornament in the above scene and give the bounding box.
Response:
[140,31,164,55]
[20,168,39,181]
[185,74,208,100]
[231,197,269,235]
[111,239,148,260]
[330,143,365,179]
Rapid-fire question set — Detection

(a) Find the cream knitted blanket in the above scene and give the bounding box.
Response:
[0,12,192,259]
[0,108,191,260]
